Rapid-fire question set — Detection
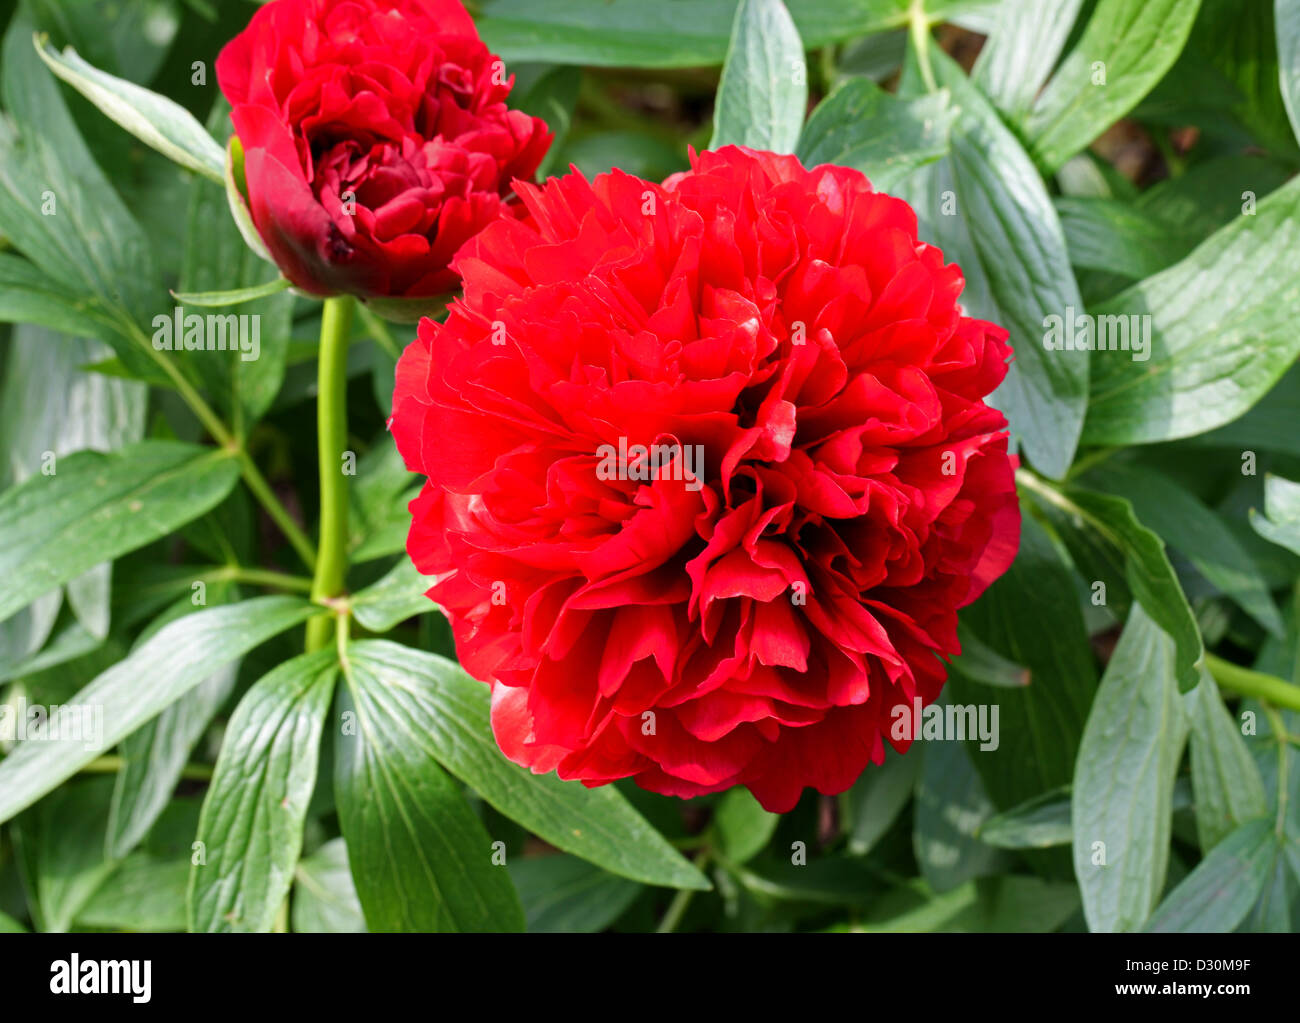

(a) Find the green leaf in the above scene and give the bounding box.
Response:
[350,559,439,633]
[349,444,420,563]
[1185,670,1269,851]
[1073,605,1188,932]
[843,746,923,856]
[334,668,526,932]
[1024,0,1203,174]
[1137,153,1294,239]
[0,254,126,347]
[1028,479,1204,692]
[12,777,118,932]
[170,279,290,307]
[712,787,779,864]
[78,855,189,932]
[514,66,582,180]
[292,839,366,934]
[107,623,240,859]
[0,15,165,378]
[796,79,954,192]
[0,596,315,824]
[0,323,145,652]
[948,516,1098,808]
[913,734,1006,892]
[1089,464,1284,637]
[78,798,202,932]
[1083,175,1300,447]
[104,582,243,856]
[477,0,988,69]
[1145,817,1276,932]
[979,787,1072,849]
[509,854,641,933]
[1280,0,1300,142]
[34,37,225,182]
[343,641,709,890]
[971,0,1083,117]
[189,649,337,932]
[1251,473,1300,556]
[1243,842,1293,932]
[0,912,26,933]
[711,0,805,153]
[850,876,1079,933]
[0,442,240,626]
[1055,197,1199,281]
[899,47,1087,480]
[1141,1,1297,159]
[949,623,1030,689]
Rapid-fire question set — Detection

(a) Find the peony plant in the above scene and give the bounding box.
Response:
[0,0,1298,943]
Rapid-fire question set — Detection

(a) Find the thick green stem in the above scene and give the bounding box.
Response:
[306,296,355,651]
[1205,653,1300,713]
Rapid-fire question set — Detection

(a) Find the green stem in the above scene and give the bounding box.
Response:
[657,851,710,934]
[305,296,355,652]
[125,315,232,446]
[213,565,314,593]
[1205,653,1300,713]
[909,2,938,94]
[122,314,316,570]
[81,755,213,782]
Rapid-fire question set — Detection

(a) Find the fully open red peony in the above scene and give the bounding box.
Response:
[390,146,1021,812]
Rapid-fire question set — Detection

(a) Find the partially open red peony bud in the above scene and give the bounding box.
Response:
[216,0,551,316]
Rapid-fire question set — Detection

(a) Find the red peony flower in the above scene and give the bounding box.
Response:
[216,0,551,310]
[390,146,1021,812]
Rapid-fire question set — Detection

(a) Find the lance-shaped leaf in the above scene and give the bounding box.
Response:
[342,641,709,890]
[334,669,525,932]
[350,559,439,633]
[796,79,954,192]
[1089,463,1284,637]
[0,16,166,379]
[899,47,1088,480]
[1024,0,1203,174]
[1073,605,1188,932]
[0,596,315,824]
[1145,817,1277,932]
[1185,670,1269,852]
[292,839,366,934]
[0,442,240,625]
[189,649,338,932]
[711,0,806,153]
[477,0,989,69]
[1083,175,1300,447]
[35,37,226,181]
[1281,0,1300,142]
[972,0,1083,117]
[1022,474,1204,692]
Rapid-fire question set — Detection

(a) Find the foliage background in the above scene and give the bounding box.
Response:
[0,0,1298,933]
